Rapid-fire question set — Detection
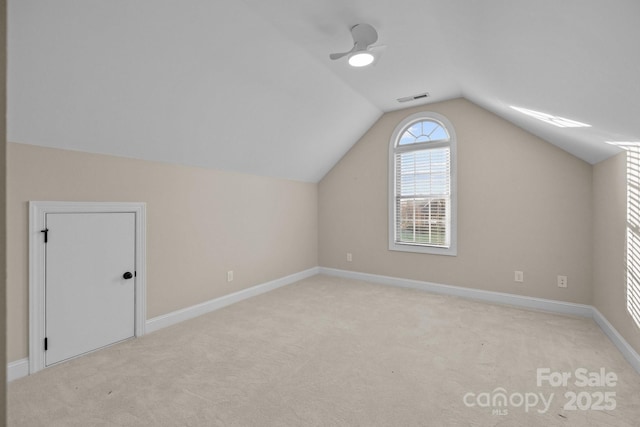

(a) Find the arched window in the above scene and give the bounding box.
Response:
[389,112,457,255]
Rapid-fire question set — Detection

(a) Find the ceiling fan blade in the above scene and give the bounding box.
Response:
[329,45,355,60]
[351,24,378,48]
[329,24,378,62]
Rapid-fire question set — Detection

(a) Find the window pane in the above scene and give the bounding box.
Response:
[407,123,422,137]
[430,126,448,141]
[395,144,451,248]
[396,197,450,246]
[396,148,450,197]
[399,133,416,146]
[397,119,450,146]
[422,120,439,136]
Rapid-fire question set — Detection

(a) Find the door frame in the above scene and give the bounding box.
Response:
[29,201,147,374]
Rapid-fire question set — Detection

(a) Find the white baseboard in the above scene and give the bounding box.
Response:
[7,267,319,382]
[9,266,640,380]
[319,267,594,317]
[319,267,640,375]
[592,308,640,374]
[146,267,320,334]
[7,358,29,382]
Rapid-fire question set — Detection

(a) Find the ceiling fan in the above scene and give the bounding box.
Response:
[329,23,379,67]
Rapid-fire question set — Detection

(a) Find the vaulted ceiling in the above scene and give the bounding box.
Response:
[8,1,639,182]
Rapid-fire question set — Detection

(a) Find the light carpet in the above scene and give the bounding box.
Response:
[8,274,640,426]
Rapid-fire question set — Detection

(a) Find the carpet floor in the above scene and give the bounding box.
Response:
[8,274,640,426]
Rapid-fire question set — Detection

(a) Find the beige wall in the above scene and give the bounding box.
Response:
[319,98,593,304]
[7,142,318,362]
[593,152,640,354]
[8,96,639,373]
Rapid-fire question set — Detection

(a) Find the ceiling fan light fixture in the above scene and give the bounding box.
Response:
[330,23,379,67]
[348,51,375,67]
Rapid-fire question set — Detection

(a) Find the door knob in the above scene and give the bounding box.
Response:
[123,272,133,280]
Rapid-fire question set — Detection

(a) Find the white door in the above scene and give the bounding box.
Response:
[45,212,136,366]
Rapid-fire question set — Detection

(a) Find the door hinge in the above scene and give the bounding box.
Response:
[44,337,48,351]
[41,228,49,243]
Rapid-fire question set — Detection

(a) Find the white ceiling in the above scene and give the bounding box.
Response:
[8,0,638,182]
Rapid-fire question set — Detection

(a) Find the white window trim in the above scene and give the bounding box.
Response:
[388,112,458,256]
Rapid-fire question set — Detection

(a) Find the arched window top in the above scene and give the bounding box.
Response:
[397,119,450,146]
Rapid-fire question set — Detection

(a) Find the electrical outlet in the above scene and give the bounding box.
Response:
[347,253,353,262]
[227,270,234,282]
[557,275,567,288]
[514,271,524,283]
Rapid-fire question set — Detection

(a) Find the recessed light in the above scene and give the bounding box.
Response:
[511,106,591,128]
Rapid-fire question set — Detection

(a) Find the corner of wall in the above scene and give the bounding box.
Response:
[319,98,594,305]
[592,151,640,356]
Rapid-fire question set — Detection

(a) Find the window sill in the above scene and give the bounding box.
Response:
[388,241,457,256]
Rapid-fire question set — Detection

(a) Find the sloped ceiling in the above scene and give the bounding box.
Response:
[8,0,638,182]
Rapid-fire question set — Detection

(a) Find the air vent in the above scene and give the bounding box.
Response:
[397,92,430,103]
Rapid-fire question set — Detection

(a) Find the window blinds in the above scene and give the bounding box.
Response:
[395,146,451,247]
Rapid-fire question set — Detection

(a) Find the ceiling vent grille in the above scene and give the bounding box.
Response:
[397,92,430,103]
